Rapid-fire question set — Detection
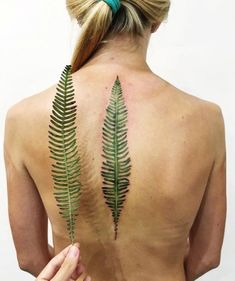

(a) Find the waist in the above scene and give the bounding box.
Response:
[53,235,187,281]
[75,265,186,281]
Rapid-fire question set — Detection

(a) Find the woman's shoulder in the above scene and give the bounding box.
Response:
[6,84,57,117]
[159,77,222,115]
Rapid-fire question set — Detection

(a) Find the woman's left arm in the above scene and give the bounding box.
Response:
[3,106,51,276]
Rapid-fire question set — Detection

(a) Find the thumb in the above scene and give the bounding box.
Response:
[51,244,80,281]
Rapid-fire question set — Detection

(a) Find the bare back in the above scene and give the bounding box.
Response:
[5,65,225,281]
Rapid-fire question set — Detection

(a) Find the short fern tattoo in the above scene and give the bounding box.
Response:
[48,65,81,243]
[101,76,131,240]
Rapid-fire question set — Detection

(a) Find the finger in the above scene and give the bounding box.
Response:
[84,276,92,281]
[70,263,85,280]
[76,263,85,276]
[51,244,80,281]
[36,244,73,281]
[68,263,87,281]
[70,253,83,280]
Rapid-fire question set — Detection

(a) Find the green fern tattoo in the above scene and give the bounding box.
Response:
[48,65,81,243]
[101,76,131,240]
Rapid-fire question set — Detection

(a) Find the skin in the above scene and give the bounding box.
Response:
[3,24,226,281]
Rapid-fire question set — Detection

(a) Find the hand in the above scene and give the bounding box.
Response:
[36,243,91,281]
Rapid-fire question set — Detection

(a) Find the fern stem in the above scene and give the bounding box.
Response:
[62,69,74,243]
[114,83,119,239]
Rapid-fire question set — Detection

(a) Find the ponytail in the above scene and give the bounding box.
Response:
[66,1,113,73]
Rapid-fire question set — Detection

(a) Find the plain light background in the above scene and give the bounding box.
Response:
[0,0,234,280]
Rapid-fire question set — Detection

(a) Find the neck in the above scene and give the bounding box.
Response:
[83,32,152,72]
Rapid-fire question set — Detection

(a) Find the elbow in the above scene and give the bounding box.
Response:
[18,256,33,273]
[207,256,221,270]
[17,252,50,277]
[201,254,221,272]
[185,254,221,280]
[17,255,40,276]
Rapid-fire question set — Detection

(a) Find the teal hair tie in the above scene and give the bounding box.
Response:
[102,0,121,14]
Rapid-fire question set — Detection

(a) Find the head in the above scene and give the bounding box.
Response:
[66,0,171,73]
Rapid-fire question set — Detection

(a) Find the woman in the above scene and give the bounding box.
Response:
[4,0,226,281]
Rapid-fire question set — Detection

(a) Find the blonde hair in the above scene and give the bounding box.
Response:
[66,0,170,73]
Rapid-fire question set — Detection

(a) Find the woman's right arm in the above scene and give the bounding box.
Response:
[184,105,227,281]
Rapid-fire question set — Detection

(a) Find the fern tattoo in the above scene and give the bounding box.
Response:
[48,65,81,243]
[101,76,131,240]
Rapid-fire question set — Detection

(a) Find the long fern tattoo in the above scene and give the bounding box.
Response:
[48,65,81,243]
[101,76,131,240]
